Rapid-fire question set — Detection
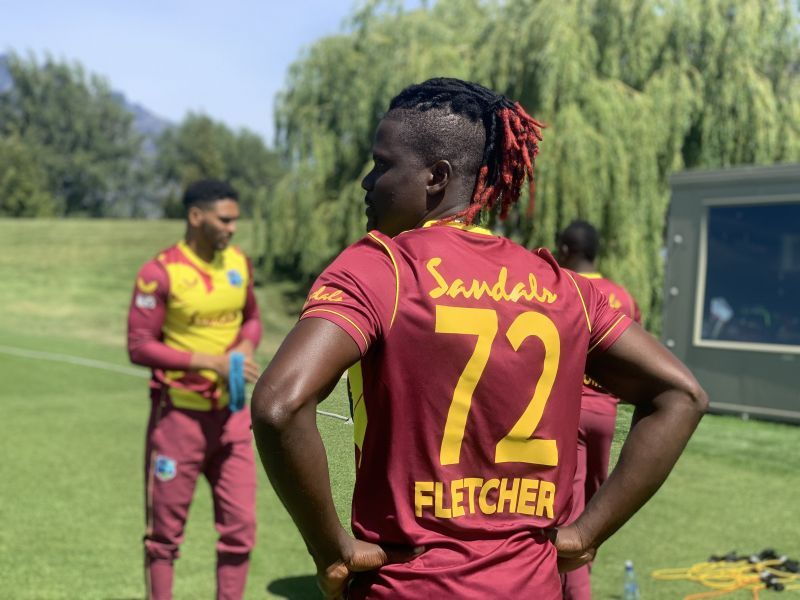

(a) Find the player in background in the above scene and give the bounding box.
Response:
[251,78,707,599]
[127,179,262,600]
[556,219,642,600]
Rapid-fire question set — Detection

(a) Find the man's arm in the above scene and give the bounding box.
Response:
[235,258,262,352]
[227,260,262,380]
[251,318,357,567]
[251,318,410,598]
[556,323,708,570]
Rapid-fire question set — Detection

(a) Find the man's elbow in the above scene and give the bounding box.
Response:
[678,376,709,419]
[688,381,709,416]
[128,344,146,367]
[251,380,306,434]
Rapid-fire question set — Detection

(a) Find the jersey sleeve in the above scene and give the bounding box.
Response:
[127,260,192,370]
[236,256,262,349]
[631,298,642,325]
[299,234,398,355]
[571,272,633,354]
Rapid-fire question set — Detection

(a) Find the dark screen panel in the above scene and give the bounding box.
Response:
[701,203,800,347]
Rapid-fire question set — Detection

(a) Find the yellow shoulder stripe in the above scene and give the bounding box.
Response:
[566,271,592,333]
[588,315,627,353]
[366,232,400,329]
[302,308,369,351]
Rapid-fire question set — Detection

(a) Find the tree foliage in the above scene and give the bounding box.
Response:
[0,134,55,217]
[0,52,145,216]
[0,53,281,220]
[270,0,800,329]
[156,114,283,219]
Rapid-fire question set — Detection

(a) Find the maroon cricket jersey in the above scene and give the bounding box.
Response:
[578,273,641,416]
[301,222,632,598]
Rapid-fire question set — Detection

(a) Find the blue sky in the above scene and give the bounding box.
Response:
[1,1,419,143]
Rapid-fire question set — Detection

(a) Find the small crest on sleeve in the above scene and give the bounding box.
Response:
[135,293,157,310]
[137,277,159,294]
[608,293,622,310]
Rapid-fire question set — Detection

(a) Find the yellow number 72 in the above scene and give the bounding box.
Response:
[435,305,560,467]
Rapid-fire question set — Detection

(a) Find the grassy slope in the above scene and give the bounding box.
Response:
[0,219,797,599]
[0,219,297,357]
[0,219,353,599]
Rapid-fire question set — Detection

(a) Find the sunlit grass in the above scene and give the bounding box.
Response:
[0,219,796,598]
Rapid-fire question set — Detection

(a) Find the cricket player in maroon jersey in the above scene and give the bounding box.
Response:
[251,78,707,599]
[127,179,262,600]
[556,220,642,600]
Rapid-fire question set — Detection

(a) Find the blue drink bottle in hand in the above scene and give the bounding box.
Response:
[228,352,246,412]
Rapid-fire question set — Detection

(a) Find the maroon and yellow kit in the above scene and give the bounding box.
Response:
[127,240,261,410]
[579,273,641,415]
[301,222,632,598]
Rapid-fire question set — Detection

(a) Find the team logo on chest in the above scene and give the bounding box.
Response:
[227,269,243,287]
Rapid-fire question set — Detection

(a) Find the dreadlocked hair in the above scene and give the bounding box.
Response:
[388,77,544,224]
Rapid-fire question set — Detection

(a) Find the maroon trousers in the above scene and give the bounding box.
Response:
[562,408,617,600]
[144,392,256,600]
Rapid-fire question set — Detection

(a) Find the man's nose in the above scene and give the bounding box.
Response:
[361,172,373,192]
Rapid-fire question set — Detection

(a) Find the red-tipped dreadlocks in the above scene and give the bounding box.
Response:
[388,78,544,225]
[466,103,543,223]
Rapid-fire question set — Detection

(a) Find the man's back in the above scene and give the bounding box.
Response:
[300,222,631,598]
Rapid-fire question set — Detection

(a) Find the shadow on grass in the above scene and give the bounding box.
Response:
[267,575,319,599]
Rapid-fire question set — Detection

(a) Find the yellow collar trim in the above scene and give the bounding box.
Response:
[422,219,494,237]
[580,272,603,279]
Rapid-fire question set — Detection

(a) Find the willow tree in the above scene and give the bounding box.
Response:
[269,0,800,328]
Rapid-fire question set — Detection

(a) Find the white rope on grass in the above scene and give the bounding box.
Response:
[317,409,352,423]
[0,343,352,424]
[0,343,149,377]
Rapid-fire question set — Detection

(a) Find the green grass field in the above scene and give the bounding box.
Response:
[0,219,797,599]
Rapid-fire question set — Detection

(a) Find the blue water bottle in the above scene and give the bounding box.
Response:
[623,560,641,600]
[228,352,246,413]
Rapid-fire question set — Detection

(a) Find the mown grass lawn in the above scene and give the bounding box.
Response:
[0,219,797,599]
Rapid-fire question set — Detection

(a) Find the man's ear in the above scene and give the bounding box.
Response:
[187,206,204,227]
[426,160,453,196]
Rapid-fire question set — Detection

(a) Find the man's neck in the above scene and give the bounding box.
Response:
[414,201,471,229]
[184,232,215,263]
[562,257,596,274]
